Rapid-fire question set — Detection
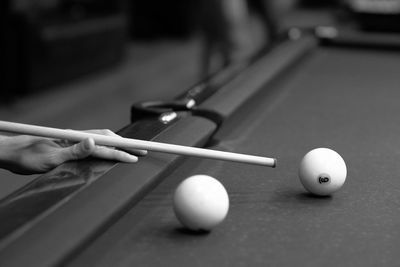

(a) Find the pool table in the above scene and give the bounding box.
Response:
[1,27,400,267]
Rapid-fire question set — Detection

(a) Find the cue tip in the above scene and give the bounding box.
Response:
[272,158,277,168]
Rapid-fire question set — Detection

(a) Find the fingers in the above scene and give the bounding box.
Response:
[59,138,139,163]
[121,147,148,157]
[59,138,96,162]
[91,145,138,163]
[55,129,147,165]
[84,129,148,156]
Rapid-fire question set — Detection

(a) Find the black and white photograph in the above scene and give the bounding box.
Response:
[1,0,400,266]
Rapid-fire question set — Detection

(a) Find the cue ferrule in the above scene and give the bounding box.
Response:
[0,121,277,167]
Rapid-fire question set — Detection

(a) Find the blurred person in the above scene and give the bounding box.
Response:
[198,0,296,76]
[198,0,251,76]
[0,130,146,175]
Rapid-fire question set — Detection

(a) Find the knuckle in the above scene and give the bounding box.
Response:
[70,144,82,159]
[100,129,114,136]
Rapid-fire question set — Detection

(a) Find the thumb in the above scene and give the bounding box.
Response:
[59,138,96,162]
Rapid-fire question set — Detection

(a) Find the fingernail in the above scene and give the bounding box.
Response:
[125,155,138,163]
[138,150,148,156]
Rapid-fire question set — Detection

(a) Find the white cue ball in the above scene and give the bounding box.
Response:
[299,148,347,196]
[173,175,229,231]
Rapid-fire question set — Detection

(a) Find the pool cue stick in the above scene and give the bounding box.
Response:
[0,121,277,167]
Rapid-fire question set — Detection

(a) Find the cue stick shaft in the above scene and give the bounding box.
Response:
[0,121,276,167]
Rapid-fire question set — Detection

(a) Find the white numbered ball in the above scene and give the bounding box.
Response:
[173,175,229,231]
[299,148,347,196]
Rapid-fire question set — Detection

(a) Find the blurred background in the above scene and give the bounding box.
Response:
[0,0,399,188]
[0,0,346,127]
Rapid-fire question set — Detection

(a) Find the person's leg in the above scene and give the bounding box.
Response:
[198,0,250,76]
[249,0,280,46]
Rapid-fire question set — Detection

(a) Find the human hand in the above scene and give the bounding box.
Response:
[0,129,147,175]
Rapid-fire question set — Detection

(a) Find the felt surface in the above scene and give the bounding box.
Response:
[68,46,400,266]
